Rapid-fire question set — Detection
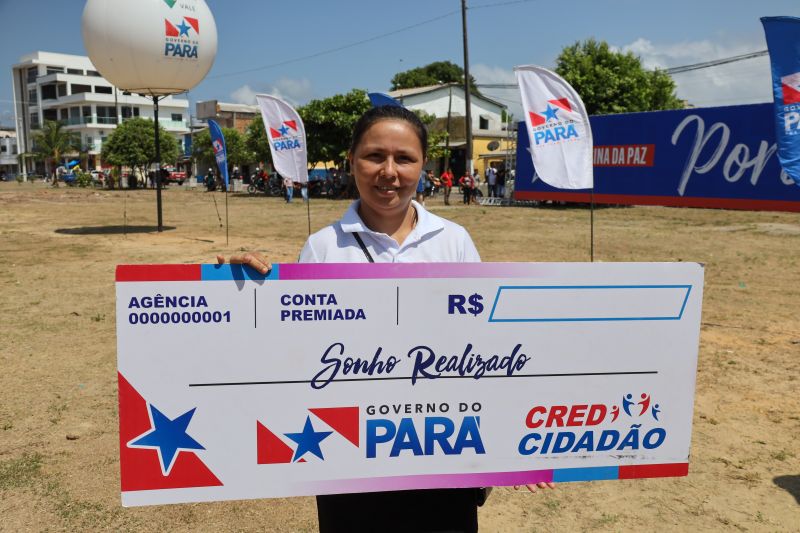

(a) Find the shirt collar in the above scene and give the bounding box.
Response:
[339,200,444,239]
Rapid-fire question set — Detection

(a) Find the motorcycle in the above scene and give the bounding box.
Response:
[247,172,282,196]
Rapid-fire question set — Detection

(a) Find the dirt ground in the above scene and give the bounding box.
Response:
[0,182,798,532]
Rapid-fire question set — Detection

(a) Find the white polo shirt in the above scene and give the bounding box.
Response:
[299,200,481,263]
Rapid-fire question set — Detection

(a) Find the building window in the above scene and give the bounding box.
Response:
[57,84,67,97]
[87,70,101,77]
[96,106,117,124]
[122,91,131,96]
[30,112,40,129]
[67,68,83,75]
[43,109,58,122]
[46,66,65,75]
[479,116,489,130]
[171,113,183,122]
[95,86,113,94]
[41,85,57,100]
[71,84,91,94]
[60,108,69,120]
[26,67,38,83]
[1,145,6,153]
[28,88,37,103]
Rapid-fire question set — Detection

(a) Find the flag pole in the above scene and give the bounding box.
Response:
[306,184,311,236]
[225,182,229,246]
[590,188,595,262]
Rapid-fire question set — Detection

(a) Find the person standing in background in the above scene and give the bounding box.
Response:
[440,168,453,206]
[416,169,426,206]
[486,164,497,197]
[459,171,474,205]
[283,175,294,203]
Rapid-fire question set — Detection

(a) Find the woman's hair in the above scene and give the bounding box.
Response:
[350,106,428,160]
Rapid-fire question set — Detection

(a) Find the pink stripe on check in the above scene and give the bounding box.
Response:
[308,469,554,495]
[280,263,548,280]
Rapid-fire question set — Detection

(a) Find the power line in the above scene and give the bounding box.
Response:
[666,49,767,74]
[475,49,770,89]
[207,0,542,80]
[207,10,460,79]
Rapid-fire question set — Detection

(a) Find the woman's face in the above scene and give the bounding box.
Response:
[349,119,424,217]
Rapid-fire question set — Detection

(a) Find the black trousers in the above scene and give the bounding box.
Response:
[317,488,479,533]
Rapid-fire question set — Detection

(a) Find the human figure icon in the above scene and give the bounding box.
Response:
[651,403,661,421]
[610,405,620,422]
[638,393,651,416]
[622,394,634,416]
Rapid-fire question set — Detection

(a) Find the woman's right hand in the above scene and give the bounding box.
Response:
[215,252,272,275]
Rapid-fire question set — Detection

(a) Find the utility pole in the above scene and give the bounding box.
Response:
[445,84,453,172]
[460,0,473,176]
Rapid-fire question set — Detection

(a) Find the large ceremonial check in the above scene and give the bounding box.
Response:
[115,262,703,507]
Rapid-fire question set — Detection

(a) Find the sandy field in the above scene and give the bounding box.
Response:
[0,182,798,532]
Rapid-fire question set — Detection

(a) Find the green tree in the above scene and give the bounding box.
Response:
[193,127,252,173]
[555,39,683,115]
[414,110,449,162]
[298,89,372,166]
[245,115,273,169]
[391,60,479,94]
[31,120,79,183]
[101,117,180,182]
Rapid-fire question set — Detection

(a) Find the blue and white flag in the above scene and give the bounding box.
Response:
[368,92,402,108]
[208,119,229,189]
[256,94,308,184]
[515,65,593,189]
[761,16,800,186]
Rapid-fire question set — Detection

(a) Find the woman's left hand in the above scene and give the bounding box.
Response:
[514,482,556,493]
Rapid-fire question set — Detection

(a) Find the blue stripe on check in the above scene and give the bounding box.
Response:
[553,466,619,482]
[201,264,279,281]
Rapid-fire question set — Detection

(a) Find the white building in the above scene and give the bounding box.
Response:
[0,130,18,179]
[11,51,189,175]
[389,83,506,132]
[388,84,512,176]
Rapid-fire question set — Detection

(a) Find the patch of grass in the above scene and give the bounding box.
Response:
[48,400,68,425]
[771,449,794,461]
[0,453,43,489]
[542,496,561,513]
[592,513,620,528]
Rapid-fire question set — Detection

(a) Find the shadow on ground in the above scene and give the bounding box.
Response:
[55,225,176,235]
[773,475,800,504]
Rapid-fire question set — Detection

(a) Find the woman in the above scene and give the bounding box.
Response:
[440,168,453,206]
[218,106,552,532]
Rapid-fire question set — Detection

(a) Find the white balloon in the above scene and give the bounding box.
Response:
[81,0,217,95]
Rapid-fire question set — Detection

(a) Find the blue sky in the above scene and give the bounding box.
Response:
[1,0,798,126]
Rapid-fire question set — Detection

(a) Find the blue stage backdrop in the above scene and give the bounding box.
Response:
[514,102,800,212]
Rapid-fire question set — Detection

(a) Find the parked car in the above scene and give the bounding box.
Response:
[162,167,186,185]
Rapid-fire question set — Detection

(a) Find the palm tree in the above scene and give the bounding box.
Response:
[31,120,79,186]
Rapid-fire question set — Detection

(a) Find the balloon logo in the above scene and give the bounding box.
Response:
[81,0,217,95]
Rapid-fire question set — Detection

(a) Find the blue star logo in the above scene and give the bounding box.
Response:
[128,404,205,475]
[177,19,191,37]
[541,105,559,122]
[284,416,332,462]
[278,124,290,136]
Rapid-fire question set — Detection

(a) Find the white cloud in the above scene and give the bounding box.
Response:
[230,78,313,107]
[617,37,772,108]
[230,84,259,105]
[471,63,524,119]
[471,64,516,85]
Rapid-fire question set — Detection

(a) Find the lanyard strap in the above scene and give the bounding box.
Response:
[352,233,374,263]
